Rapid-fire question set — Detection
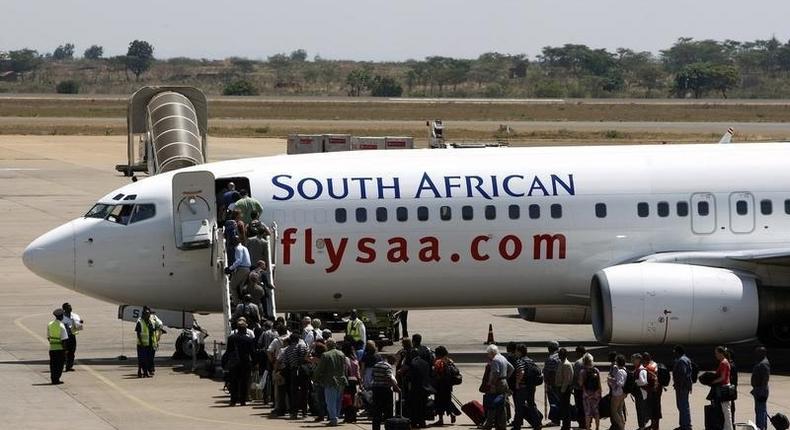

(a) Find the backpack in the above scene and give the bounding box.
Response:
[446,361,463,386]
[584,368,600,391]
[525,360,543,386]
[657,363,671,387]
[771,414,790,430]
[624,371,638,395]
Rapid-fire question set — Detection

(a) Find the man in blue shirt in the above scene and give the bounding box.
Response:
[672,345,693,430]
[225,236,251,306]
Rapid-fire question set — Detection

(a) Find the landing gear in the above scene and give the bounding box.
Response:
[173,321,209,359]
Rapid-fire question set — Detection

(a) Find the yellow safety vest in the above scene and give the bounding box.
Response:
[346,319,363,342]
[137,318,152,347]
[48,320,63,351]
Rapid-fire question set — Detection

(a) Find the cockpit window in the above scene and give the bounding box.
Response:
[107,204,134,224]
[129,204,156,223]
[85,204,113,219]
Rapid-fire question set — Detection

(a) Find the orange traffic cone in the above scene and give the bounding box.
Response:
[485,323,495,345]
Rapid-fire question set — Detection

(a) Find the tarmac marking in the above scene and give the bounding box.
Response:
[14,313,282,428]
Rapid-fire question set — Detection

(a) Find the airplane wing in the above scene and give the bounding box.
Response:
[637,248,790,266]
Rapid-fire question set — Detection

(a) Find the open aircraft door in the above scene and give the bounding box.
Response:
[172,171,216,250]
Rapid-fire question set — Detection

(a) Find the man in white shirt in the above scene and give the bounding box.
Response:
[608,354,628,430]
[225,237,251,306]
[302,316,322,346]
[61,302,83,372]
[632,353,649,430]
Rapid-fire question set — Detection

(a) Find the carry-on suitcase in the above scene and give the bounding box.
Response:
[461,400,485,427]
[705,404,724,430]
[385,392,411,430]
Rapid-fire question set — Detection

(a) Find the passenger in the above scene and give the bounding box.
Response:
[302,316,322,346]
[342,341,362,423]
[223,212,238,266]
[408,335,435,429]
[47,308,69,385]
[60,302,83,372]
[512,343,541,430]
[257,320,277,405]
[268,324,290,417]
[431,345,460,426]
[395,337,413,416]
[672,345,693,430]
[345,309,367,353]
[284,332,310,419]
[573,346,593,426]
[751,346,770,430]
[578,355,602,430]
[250,260,275,319]
[312,338,347,426]
[482,344,513,430]
[360,340,383,388]
[321,329,332,343]
[226,317,255,406]
[225,236,251,306]
[222,182,238,210]
[232,209,247,244]
[371,354,400,430]
[245,222,266,266]
[505,342,518,406]
[631,353,649,430]
[135,306,155,378]
[711,346,734,430]
[607,354,627,430]
[556,348,574,430]
[726,348,738,423]
[233,294,261,330]
[309,341,329,422]
[642,352,662,430]
[234,189,264,225]
[245,269,265,311]
[543,341,561,425]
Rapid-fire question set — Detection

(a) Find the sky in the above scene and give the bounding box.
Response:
[3,0,790,61]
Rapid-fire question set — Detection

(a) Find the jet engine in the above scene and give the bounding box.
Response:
[590,263,764,345]
[518,306,592,324]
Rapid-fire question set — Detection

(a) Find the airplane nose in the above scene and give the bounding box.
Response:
[23,221,76,289]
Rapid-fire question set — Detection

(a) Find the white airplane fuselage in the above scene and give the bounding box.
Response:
[23,143,790,316]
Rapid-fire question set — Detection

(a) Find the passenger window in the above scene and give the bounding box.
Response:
[376,207,387,222]
[677,201,689,217]
[417,206,429,221]
[440,206,452,221]
[528,204,540,219]
[107,204,134,225]
[335,208,347,223]
[595,203,607,218]
[697,201,710,216]
[485,205,496,220]
[736,200,748,216]
[761,199,773,215]
[786,199,790,215]
[550,204,562,219]
[508,205,520,220]
[355,208,367,223]
[637,202,649,218]
[657,201,669,217]
[462,206,473,221]
[129,204,156,224]
[396,207,408,222]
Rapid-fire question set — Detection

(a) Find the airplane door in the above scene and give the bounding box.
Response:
[690,193,716,235]
[729,192,755,234]
[172,171,216,249]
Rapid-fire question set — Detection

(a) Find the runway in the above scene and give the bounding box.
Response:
[0,135,788,429]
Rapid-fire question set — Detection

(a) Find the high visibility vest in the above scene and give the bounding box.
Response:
[137,318,152,347]
[48,320,64,351]
[346,319,363,342]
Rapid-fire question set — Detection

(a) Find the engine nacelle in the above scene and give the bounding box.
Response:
[518,306,592,324]
[591,263,760,345]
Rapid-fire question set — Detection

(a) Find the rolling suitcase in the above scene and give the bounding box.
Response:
[385,392,410,430]
[705,404,724,430]
[461,400,485,427]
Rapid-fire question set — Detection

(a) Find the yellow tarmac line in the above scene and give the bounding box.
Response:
[14,313,274,428]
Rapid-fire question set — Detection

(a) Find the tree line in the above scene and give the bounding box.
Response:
[2,37,790,98]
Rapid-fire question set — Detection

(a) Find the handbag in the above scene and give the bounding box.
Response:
[718,384,738,401]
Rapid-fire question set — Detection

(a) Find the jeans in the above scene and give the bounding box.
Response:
[546,386,560,421]
[372,387,394,430]
[323,386,342,424]
[754,396,768,430]
[511,388,528,429]
[675,389,691,430]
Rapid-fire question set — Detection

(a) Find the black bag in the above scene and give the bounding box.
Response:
[624,372,638,395]
[525,360,543,386]
[771,413,790,430]
[715,384,737,402]
[699,371,717,386]
[585,368,600,391]
[690,360,700,384]
[598,393,611,419]
[446,362,463,386]
[386,391,411,430]
[657,363,671,387]
[704,404,723,430]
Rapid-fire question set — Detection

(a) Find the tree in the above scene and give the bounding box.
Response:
[370,75,403,97]
[345,66,372,96]
[52,43,75,60]
[83,45,104,60]
[125,40,155,81]
[6,49,43,77]
[661,38,730,72]
[673,62,739,98]
[289,49,308,62]
[55,80,80,94]
[223,79,259,96]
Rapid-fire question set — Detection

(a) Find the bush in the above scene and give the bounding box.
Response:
[370,76,403,97]
[55,80,80,94]
[223,79,259,96]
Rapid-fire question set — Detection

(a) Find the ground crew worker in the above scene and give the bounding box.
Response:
[345,309,366,351]
[135,306,155,378]
[47,308,69,384]
[61,302,83,372]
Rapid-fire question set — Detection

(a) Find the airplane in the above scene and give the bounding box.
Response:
[22,141,790,347]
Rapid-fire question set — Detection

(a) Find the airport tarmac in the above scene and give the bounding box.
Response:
[1,135,789,429]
